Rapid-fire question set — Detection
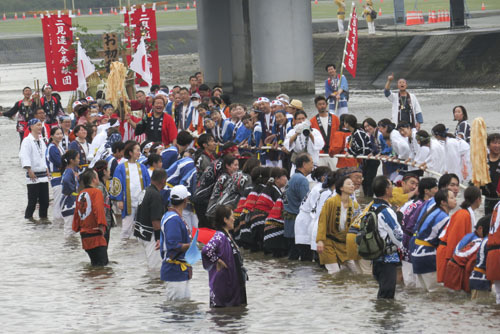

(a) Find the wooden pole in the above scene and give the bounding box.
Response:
[335,2,355,113]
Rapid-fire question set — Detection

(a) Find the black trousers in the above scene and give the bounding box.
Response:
[373,261,397,299]
[485,198,499,215]
[25,182,49,219]
[362,160,380,197]
[287,238,313,261]
[194,201,211,228]
[85,246,109,266]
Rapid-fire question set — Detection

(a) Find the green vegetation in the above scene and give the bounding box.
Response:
[0,0,497,36]
[0,0,190,13]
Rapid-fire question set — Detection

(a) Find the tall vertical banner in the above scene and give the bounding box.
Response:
[343,7,358,78]
[41,13,78,91]
[41,15,56,86]
[124,6,160,86]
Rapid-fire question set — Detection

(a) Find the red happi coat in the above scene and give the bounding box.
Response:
[487,203,500,281]
[443,235,482,292]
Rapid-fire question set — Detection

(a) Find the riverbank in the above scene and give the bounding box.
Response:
[1,13,499,90]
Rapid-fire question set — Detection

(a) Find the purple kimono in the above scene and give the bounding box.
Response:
[401,199,424,261]
[202,231,247,307]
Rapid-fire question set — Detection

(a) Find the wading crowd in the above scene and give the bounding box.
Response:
[4,66,500,306]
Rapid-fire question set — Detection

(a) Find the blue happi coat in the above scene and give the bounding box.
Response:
[469,236,491,291]
[46,143,63,187]
[166,157,197,195]
[110,161,151,218]
[411,208,450,274]
[60,168,78,218]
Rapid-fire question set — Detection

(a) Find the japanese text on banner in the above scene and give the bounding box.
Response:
[41,14,77,91]
[343,8,358,78]
[124,7,160,86]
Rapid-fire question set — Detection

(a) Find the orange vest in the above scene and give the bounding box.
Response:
[310,113,340,154]
[330,130,357,168]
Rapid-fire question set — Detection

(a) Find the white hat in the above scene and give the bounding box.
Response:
[85,96,95,102]
[170,185,191,201]
[278,97,290,105]
[155,90,168,98]
[72,100,83,109]
[270,100,284,107]
[276,93,290,101]
[257,97,270,103]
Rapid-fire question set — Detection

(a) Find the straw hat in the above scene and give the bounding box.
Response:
[288,99,304,111]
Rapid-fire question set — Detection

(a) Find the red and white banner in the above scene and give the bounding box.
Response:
[343,7,358,78]
[41,13,78,91]
[124,6,160,86]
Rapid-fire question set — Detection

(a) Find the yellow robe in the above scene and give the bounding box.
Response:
[335,0,346,20]
[364,5,374,23]
[389,186,409,208]
[317,194,359,264]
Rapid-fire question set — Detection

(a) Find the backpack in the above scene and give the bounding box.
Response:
[370,9,377,19]
[355,204,387,260]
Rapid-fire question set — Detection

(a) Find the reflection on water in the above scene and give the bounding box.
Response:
[1,63,500,333]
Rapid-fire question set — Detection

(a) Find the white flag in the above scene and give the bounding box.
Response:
[77,41,96,93]
[129,37,152,86]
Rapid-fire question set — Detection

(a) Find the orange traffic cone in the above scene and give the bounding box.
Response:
[99,8,103,15]
[114,8,118,15]
[164,5,167,11]
[481,2,485,10]
[22,12,26,19]
[34,13,37,18]
[359,0,362,3]
[187,3,190,9]
[89,8,93,15]
[3,13,6,21]
[176,4,179,10]
[193,1,197,8]
[14,12,18,20]
[77,9,81,16]
[378,8,382,17]
[445,10,450,21]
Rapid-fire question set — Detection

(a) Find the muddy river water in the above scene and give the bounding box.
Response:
[1,62,500,333]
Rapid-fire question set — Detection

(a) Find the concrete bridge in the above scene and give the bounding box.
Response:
[196,0,315,95]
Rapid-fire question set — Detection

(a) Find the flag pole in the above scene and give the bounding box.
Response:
[335,2,355,113]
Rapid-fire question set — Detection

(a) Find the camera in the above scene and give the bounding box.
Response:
[295,120,312,137]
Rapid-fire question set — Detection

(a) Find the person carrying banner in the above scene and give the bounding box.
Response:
[324,64,349,117]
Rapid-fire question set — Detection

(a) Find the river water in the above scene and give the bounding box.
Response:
[1,62,500,333]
